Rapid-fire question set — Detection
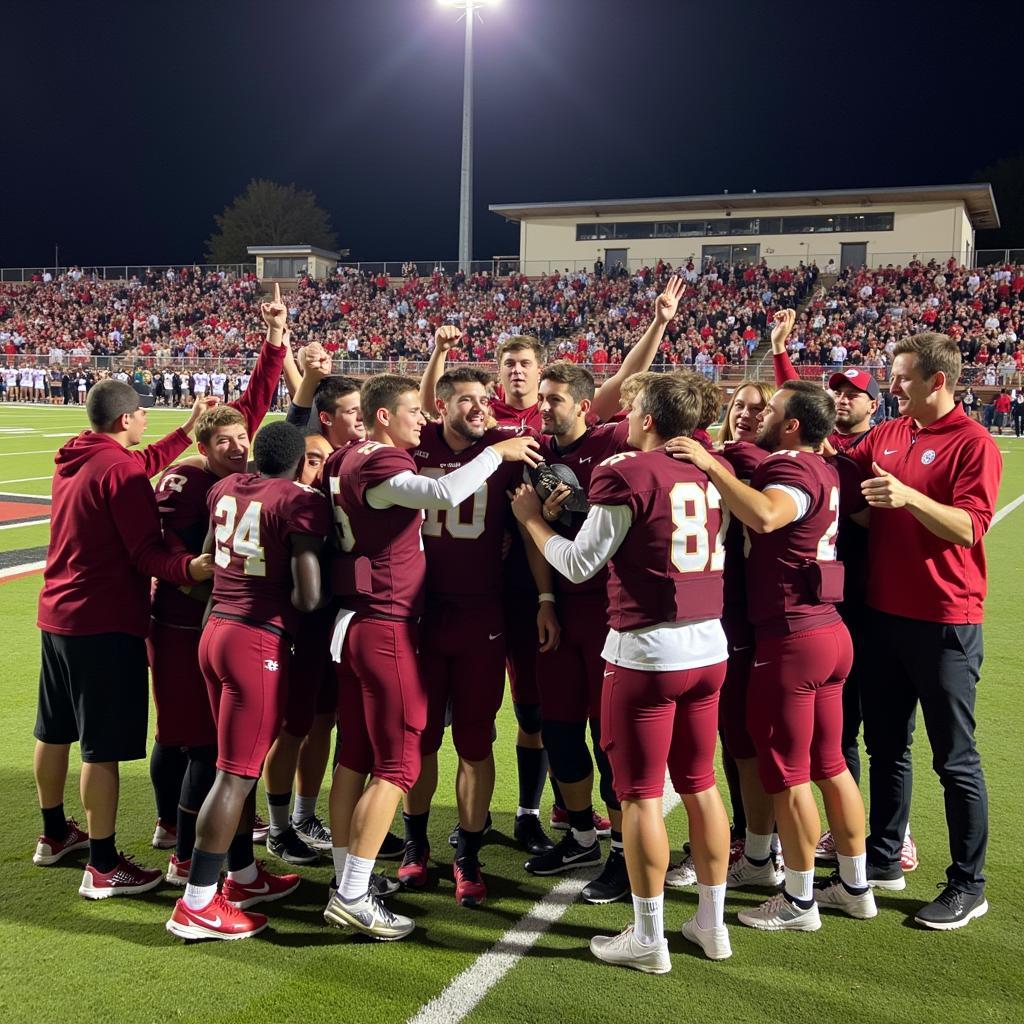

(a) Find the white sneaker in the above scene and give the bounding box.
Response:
[323,890,414,941]
[814,874,878,920]
[726,855,784,890]
[681,915,732,960]
[738,892,821,931]
[665,856,697,888]
[590,925,671,974]
[151,820,176,850]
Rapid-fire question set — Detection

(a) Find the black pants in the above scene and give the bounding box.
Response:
[860,609,987,893]
[837,601,868,784]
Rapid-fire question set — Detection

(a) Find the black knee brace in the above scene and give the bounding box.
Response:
[542,719,592,784]
[513,701,543,737]
[180,745,217,810]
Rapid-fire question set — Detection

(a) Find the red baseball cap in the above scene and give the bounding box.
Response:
[828,368,880,400]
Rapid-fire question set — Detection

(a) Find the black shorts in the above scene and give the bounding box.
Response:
[34,631,150,762]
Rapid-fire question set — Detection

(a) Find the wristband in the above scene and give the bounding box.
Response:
[538,593,556,604]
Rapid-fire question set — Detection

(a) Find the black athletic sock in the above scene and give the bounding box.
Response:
[188,847,226,888]
[568,806,594,835]
[550,777,566,812]
[149,743,188,823]
[610,829,623,849]
[455,826,484,862]
[784,890,815,911]
[227,830,254,873]
[516,746,548,811]
[403,811,430,845]
[175,807,198,862]
[42,803,68,841]
[89,834,118,873]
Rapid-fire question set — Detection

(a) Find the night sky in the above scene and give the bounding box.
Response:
[5,0,1021,269]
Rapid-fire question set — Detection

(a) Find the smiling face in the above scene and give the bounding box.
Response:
[755,389,790,451]
[729,385,767,442]
[888,352,940,421]
[321,390,364,445]
[441,381,490,443]
[200,422,250,478]
[538,379,584,439]
[382,390,427,449]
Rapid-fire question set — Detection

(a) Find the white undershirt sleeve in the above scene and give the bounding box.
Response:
[763,483,810,522]
[366,447,501,511]
[542,504,632,583]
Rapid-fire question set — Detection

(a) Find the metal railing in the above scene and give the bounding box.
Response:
[0,264,256,284]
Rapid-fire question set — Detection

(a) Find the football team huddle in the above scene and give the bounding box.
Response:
[31,278,1001,973]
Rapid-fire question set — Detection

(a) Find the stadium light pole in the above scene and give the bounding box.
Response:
[439,0,499,275]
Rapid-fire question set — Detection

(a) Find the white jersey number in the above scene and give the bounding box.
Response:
[420,468,487,541]
[669,481,727,574]
[213,496,266,576]
[328,477,356,552]
[816,485,840,561]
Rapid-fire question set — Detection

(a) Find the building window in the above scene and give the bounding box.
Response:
[575,212,894,242]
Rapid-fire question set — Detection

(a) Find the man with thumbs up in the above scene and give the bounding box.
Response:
[846,332,1002,931]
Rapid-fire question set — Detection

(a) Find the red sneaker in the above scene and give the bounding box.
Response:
[550,807,612,837]
[166,854,190,887]
[166,892,267,941]
[152,819,177,850]
[900,832,919,873]
[33,819,89,866]
[79,853,163,899]
[252,814,270,844]
[397,840,430,889]
[728,838,746,865]
[222,861,301,909]
[453,857,487,907]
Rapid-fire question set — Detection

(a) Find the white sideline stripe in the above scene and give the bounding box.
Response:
[407,783,681,1024]
[0,449,64,456]
[0,516,49,532]
[0,476,52,485]
[991,492,1024,528]
[0,490,52,499]
[0,560,45,579]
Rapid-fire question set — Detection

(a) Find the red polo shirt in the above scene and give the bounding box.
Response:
[847,404,1002,624]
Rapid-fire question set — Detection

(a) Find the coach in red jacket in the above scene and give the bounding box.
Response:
[32,380,214,899]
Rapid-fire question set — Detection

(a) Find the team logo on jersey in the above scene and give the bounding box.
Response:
[264,659,279,672]
[920,449,937,466]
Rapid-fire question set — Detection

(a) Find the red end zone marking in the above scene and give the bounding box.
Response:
[0,501,50,524]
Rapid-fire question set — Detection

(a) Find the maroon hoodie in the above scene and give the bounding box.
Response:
[37,427,195,637]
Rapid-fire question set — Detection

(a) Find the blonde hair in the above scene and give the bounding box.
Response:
[719,380,775,442]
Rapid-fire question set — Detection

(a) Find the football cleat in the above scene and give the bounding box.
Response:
[813,872,878,920]
[590,925,671,974]
[738,893,821,932]
[33,819,89,866]
[447,813,493,849]
[378,831,405,860]
[266,826,318,865]
[251,814,270,844]
[167,893,267,941]
[681,915,732,960]
[525,831,601,875]
[397,840,430,889]
[222,861,301,909]
[815,830,838,863]
[292,814,332,852]
[165,854,190,887]
[151,819,177,850]
[901,831,919,872]
[514,813,555,855]
[79,853,163,899]
[582,848,630,904]
[726,855,784,890]
[453,857,487,907]
[323,889,414,941]
[550,806,612,837]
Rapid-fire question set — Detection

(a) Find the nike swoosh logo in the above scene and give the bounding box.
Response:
[753,660,770,668]
[603,670,615,677]
[562,849,597,864]
[732,645,751,652]
[244,882,270,894]
[488,633,502,641]
[883,449,898,455]
[578,457,593,464]
[194,914,222,927]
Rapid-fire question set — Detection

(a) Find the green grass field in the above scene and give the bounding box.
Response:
[0,404,1021,1024]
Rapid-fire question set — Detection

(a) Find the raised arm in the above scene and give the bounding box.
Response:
[289,342,331,416]
[770,308,799,386]
[135,393,218,478]
[590,276,684,422]
[418,326,459,413]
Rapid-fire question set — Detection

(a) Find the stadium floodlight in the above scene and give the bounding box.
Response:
[439,0,500,273]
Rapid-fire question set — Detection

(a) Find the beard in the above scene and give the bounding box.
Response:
[449,415,486,443]
[756,420,784,452]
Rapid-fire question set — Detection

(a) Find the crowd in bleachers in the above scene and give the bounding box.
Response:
[0,258,1022,383]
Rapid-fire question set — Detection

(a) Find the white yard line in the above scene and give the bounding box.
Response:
[991,492,1024,528]
[0,449,64,456]
[0,518,50,531]
[0,476,53,486]
[408,783,681,1024]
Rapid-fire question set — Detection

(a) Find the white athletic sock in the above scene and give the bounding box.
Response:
[784,866,815,905]
[184,882,218,910]
[632,893,664,946]
[331,846,348,888]
[745,829,772,862]
[770,831,782,856]
[227,860,258,885]
[571,827,598,848]
[516,806,539,818]
[339,853,374,902]
[696,883,726,930]
[837,852,868,890]
[293,794,318,823]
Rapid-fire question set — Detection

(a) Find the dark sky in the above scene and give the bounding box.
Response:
[5,0,1020,269]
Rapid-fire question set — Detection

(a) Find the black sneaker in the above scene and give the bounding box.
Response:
[515,813,555,855]
[582,848,630,904]
[378,830,405,861]
[447,813,493,849]
[865,861,906,891]
[525,831,601,875]
[267,825,319,865]
[292,813,332,852]
[914,883,988,930]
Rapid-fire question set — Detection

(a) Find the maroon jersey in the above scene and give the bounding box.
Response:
[324,440,427,619]
[717,440,768,639]
[411,422,523,602]
[490,396,542,432]
[587,449,727,631]
[744,450,843,636]
[539,419,631,595]
[206,474,331,637]
[151,341,286,628]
